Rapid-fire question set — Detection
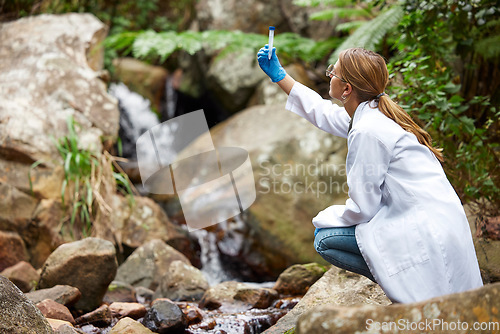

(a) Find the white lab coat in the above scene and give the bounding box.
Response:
[286,82,483,303]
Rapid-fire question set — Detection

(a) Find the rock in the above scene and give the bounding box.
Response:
[263,266,390,334]
[136,286,155,306]
[121,197,190,250]
[475,238,500,283]
[112,58,168,112]
[103,281,137,304]
[155,260,209,301]
[0,13,118,167]
[273,263,328,296]
[178,303,204,325]
[0,274,53,334]
[54,324,85,334]
[36,299,75,324]
[0,260,40,292]
[248,64,318,107]
[182,103,348,278]
[115,239,190,291]
[110,317,154,334]
[26,285,81,307]
[109,302,147,320]
[476,215,500,240]
[296,282,500,334]
[199,281,278,311]
[38,238,118,312]
[142,298,188,334]
[0,230,29,271]
[206,50,267,113]
[195,0,283,34]
[74,304,112,327]
[47,319,74,332]
[26,199,65,268]
[0,182,39,233]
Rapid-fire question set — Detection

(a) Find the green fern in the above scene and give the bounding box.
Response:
[328,5,403,63]
[310,7,371,20]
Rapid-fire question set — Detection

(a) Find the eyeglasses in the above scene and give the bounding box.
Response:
[326,64,347,83]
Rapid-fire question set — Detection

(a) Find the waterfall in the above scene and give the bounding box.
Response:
[109,81,248,285]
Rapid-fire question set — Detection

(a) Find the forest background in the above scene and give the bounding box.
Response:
[2,0,498,220]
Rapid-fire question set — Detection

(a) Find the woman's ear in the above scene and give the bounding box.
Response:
[344,82,353,97]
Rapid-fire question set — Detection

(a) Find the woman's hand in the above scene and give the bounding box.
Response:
[257,44,286,83]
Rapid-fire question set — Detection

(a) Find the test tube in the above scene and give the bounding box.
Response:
[268,26,275,60]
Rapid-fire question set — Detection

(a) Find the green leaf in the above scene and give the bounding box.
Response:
[329,5,404,63]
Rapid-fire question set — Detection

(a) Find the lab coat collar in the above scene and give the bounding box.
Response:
[349,101,373,134]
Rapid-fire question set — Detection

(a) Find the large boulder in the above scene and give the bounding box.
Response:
[264,266,390,334]
[178,103,348,278]
[0,13,118,167]
[296,282,500,334]
[38,238,118,312]
[0,275,54,334]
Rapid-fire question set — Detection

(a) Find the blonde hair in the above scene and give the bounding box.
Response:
[338,48,444,162]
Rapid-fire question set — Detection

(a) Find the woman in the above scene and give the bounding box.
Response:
[257,45,483,303]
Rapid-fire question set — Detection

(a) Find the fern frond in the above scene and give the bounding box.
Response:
[335,20,364,32]
[328,5,403,63]
[310,7,371,21]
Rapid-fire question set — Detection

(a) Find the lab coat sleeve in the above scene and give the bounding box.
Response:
[286,82,351,138]
[312,129,392,227]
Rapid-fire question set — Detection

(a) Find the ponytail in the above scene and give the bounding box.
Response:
[377,95,444,162]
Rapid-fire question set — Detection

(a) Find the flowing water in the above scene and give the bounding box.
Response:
[106,81,294,333]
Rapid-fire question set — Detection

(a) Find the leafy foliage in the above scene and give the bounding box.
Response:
[105,29,340,65]
[387,0,499,209]
[328,5,403,63]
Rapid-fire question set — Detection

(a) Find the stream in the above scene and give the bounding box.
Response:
[106,82,294,333]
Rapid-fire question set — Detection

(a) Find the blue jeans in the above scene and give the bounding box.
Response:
[314,226,376,282]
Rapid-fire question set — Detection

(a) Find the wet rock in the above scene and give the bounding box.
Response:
[26,285,81,307]
[36,299,75,324]
[0,260,40,292]
[297,282,500,334]
[110,317,154,334]
[475,238,500,283]
[273,263,328,296]
[142,298,188,333]
[155,260,209,301]
[115,239,190,291]
[178,304,204,325]
[264,266,390,334]
[182,103,348,278]
[199,281,278,311]
[38,238,118,312]
[0,274,53,334]
[0,13,117,167]
[112,58,168,112]
[75,304,112,327]
[0,230,29,271]
[103,281,137,304]
[109,302,147,320]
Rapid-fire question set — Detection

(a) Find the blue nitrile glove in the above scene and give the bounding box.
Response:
[257,44,286,83]
[314,227,322,237]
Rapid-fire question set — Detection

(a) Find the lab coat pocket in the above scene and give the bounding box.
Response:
[374,209,430,277]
